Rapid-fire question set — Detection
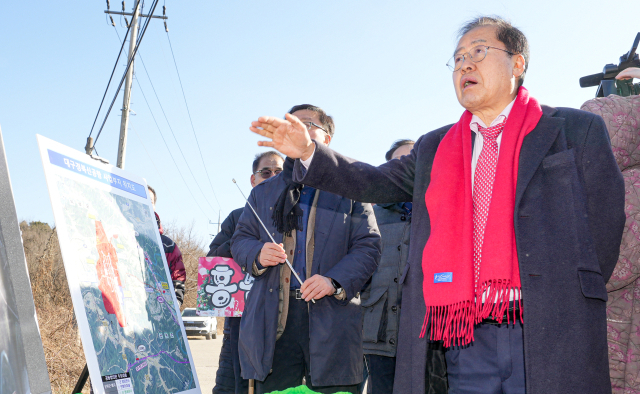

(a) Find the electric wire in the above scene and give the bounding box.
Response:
[89,0,136,138]
[92,0,159,149]
[131,127,181,210]
[165,31,223,210]
[111,26,211,220]
[111,27,181,209]
[93,0,156,146]
[135,48,219,214]
[135,78,211,220]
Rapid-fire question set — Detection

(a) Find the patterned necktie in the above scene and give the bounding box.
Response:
[472,121,506,289]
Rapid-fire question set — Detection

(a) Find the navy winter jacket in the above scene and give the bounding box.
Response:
[230,174,381,386]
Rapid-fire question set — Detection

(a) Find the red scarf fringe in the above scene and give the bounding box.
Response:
[421,280,523,347]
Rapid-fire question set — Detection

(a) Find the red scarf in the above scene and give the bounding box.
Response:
[420,87,542,347]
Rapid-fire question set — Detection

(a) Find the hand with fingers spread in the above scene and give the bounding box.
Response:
[300,274,335,302]
[250,113,317,160]
[258,242,287,267]
[616,67,640,80]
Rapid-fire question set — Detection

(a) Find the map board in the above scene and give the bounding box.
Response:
[195,257,253,317]
[37,135,200,394]
[0,126,51,394]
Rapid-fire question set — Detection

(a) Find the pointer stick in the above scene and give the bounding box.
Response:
[232,179,316,303]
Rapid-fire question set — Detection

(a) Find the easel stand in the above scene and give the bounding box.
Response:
[73,364,89,394]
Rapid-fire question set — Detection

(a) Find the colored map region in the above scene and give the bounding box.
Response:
[55,176,196,394]
[95,221,126,328]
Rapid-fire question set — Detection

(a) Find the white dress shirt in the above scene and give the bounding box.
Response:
[470,98,515,185]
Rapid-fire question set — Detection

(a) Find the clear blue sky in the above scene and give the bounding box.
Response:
[0,0,636,246]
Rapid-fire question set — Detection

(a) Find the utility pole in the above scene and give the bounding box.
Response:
[209,211,222,238]
[116,1,140,169]
[104,1,168,169]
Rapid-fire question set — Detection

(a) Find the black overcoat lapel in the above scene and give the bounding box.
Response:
[514,114,565,210]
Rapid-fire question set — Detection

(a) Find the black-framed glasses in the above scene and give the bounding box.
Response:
[302,121,328,133]
[446,45,515,72]
[254,168,283,179]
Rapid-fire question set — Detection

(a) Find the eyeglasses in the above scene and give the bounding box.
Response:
[302,121,328,134]
[446,44,515,72]
[254,168,283,179]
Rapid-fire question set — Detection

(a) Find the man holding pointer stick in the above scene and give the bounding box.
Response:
[232,104,381,393]
[250,17,625,394]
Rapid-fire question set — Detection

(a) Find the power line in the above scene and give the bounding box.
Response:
[88,0,136,138]
[111,26,212,221]
[111,27,181,210]
[130,126,181,209]
[134,48,219,214]
[92,0,160,149]
[165,31,223,210]
[135,77,212,220]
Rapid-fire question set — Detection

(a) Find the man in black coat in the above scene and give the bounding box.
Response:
[249,17,625,394]
[210,151,284,394]
[232,104,381,393]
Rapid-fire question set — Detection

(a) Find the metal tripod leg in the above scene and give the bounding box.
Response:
[73,364,89,394]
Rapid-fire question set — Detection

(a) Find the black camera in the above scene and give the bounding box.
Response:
[579,33,640,97]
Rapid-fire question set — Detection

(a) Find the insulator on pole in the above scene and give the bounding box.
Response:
[110,15,115,26]
[121,1,125,12]
[164,21,168,32]
[106,0,111,10]
[124,17,130,28]
[163,5,166,15]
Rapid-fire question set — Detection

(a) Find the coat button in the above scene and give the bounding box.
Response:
[391,306,397,313]
[270,207,273,210]
[397,245,401,251]
[389,338,395,345]
[394,277,398,283]
[400,215,406,221]
[269,288,273,293]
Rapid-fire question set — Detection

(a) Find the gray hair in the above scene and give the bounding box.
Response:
[458,16,529,87]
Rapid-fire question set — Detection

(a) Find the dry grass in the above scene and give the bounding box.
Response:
[20,221,87,394]
[162,220,225,335]
[21,219,211,394]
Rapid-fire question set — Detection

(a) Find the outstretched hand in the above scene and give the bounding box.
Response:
[250,114,316,160]
[616,67,640,80]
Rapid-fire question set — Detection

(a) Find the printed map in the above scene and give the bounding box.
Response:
[55,175,196,394]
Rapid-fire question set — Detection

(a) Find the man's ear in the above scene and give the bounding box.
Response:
[250,174,256,187]
[513,54,525,79]
[324,134,332,146]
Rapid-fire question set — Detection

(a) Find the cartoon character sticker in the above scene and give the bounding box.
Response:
[196,257,253,316]
[204,265,239,308]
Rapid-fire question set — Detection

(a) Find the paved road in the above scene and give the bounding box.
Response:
[188,335,222,392]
